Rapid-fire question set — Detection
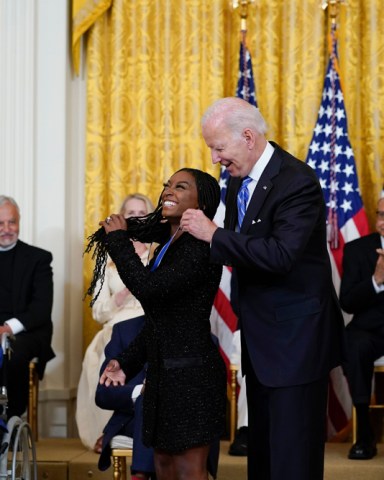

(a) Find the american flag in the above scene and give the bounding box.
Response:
[210,35,257,383]
[305,24,370,439]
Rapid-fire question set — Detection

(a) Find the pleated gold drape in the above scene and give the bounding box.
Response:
[73,0,384,350]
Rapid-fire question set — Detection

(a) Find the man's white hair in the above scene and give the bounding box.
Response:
[0,195,20,214]
[201,97,268,137]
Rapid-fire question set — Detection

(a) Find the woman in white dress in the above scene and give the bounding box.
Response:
[76,193,154,451]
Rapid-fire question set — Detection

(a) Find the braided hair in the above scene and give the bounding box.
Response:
[84,168,220,304]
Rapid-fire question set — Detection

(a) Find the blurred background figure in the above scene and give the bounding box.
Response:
[340,196,384,460]
[0,195,55,419]
[76,193,154,452]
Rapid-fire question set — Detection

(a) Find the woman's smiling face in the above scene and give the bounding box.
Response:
[161,170,199,222]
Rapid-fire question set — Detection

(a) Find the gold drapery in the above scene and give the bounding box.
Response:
[72,0,112,74]
[76,0,384,349]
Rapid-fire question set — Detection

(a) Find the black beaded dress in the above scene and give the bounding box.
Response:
[105,229,227,453]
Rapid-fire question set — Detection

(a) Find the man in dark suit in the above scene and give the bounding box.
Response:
[340,196,384,460]
[0,195,55,419]
[181,97,344,480]
[95,315,156,478]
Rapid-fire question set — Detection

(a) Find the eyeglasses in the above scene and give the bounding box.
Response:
[376,211,384,220]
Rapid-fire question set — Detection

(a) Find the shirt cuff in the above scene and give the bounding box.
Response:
[372,276,384,293]
[4,318,25,335]
[132,384,143,403]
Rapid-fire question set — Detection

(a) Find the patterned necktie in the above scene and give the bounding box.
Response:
[237,176,252,228]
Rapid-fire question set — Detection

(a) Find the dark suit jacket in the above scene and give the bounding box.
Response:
[211,142,344,387]
[340,232,384,331]
[96,315,149,471]
[1,240,55,378]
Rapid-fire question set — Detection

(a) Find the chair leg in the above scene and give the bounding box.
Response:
[113,455,120,480]
[352,406,357,444]
[230,365,238,444]
[113,456,127,480]
[28,360,39,442]
[120,456,127,479]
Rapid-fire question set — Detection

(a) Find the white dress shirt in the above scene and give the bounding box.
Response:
[246,141,275,206]
[372,235,384,293]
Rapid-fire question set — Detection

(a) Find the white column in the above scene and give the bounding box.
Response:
[0,0,36,241]
[0,0,86,438]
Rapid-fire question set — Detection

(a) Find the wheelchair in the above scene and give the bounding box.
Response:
[0,333,37,480]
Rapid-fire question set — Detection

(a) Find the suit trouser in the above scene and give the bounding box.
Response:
[344,324,384,405]
[132,394,156,475]
[246,365,328,480]
[4,335,40,419]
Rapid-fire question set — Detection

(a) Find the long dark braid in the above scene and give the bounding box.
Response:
[84,199,170,304]
[84,168,220,304]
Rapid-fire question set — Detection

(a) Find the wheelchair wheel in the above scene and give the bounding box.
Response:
[0,416,37,480]
[10,420,36,480]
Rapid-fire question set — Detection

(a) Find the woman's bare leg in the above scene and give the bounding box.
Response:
[174,444,210,480]
[154,449,176,480]
[154,445,210,480]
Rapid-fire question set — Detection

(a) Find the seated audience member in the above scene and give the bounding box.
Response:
[96,315,155,480]
[0,195,55,418]
[340,196,384,460]
[76,193,154,452]
[228,330,248,457]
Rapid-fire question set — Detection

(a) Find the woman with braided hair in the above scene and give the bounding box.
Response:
[86,168,226,480]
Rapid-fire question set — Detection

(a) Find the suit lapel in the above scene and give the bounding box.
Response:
[241,178,274,232]
[241,147,282,232]
[11,241,28,307]
[367,233,381,267]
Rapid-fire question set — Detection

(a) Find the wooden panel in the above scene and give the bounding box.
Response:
[68,463,111,480]
[68,450,112,480]
[37,462,67,480]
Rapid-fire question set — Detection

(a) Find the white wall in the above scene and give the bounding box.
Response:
[0,0,86,437]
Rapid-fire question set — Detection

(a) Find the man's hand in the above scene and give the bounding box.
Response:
[99,214,127,233]
[180,209,218,243]
[0,325,13,338]
[374,248,384,285]
[99,359,126,387]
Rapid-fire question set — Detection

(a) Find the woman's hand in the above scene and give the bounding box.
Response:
[99,214,127,233]
[99,359,126,386]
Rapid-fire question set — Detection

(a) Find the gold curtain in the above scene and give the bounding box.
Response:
[75,0,384,350]
[72,0,113,74]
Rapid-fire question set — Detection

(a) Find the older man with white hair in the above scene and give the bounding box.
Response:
[0,195,55,419]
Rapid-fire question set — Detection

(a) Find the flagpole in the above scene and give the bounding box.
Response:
[231,0,257,107]
[210,1,258,447]
[319,0,348,249]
